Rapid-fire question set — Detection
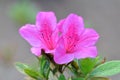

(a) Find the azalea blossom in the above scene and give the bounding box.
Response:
[54,14,99,64]
[19,12,58,56]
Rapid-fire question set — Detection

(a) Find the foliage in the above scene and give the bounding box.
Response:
[15,55,120,80]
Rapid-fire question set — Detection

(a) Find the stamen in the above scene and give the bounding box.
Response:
[65,33,79,53]
[40,30,54,50]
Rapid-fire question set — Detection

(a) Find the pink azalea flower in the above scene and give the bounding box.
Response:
[19,12,58,56]
[54,14,99,64]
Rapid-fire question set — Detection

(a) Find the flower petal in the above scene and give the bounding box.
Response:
[31,47,41,56]
[74,46,98,59]
[62,14,84,52]
[31,46,54,56]
[62,14,84,35]
[54,46,74,64]
[19,24,41,47]
[54,37,74,64]
[36,12,56,31]
[54,53,74,64]
[51,28,59,48]
[79,28,99,47]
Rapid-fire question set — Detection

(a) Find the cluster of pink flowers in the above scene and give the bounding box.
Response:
[19,12,99,64]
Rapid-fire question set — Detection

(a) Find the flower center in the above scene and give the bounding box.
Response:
[40,30,54,50]
[65,33,79,53]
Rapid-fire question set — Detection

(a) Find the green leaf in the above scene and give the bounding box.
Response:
[39,55,50,78]
[43,60,50,78]
[90,77,109,80]
[24,69,44,79]
[48,71,58,80]
[72,77,84,80]
[15,62,29,74]
[39,55,46,74]
[78,58,98,75]
[90,60,120,77]
[15,62,44,79]
[58,74,66,80]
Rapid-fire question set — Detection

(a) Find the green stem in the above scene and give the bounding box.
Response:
[62,62,71,72]
[84,73,90,80]
[71,61,79,70]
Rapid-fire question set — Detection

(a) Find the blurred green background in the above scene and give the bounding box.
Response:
[0,0,120,80]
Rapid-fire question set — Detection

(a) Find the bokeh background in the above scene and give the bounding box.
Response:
[0,0,120,80]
